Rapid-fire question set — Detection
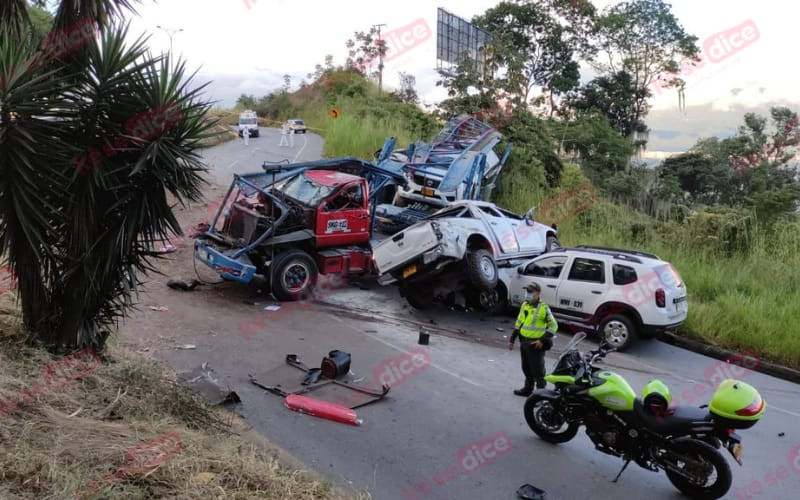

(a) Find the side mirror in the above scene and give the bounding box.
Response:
[517,266,524,274]
[524,207,536,225]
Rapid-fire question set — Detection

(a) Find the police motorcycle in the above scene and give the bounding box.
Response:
[524,332,766,499]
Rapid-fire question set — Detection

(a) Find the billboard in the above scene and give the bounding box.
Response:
[436,8,493,77]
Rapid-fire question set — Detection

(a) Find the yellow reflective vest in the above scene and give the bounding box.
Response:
[515,300,558,339]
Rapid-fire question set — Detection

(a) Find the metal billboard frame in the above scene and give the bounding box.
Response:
[436,8,493,78]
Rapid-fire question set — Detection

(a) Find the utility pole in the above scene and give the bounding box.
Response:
[372,23,387,94]
[156,25,184,56]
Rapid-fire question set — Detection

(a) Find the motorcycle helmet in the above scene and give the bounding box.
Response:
[642,379,672,414]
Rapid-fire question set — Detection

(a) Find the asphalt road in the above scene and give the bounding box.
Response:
[120,133,800,500]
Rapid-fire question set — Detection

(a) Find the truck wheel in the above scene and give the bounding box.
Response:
[271,250,319,301]
[599,314,637,351]
[546,236,562,252]
[466,249,498,290]
[403,287,433,310]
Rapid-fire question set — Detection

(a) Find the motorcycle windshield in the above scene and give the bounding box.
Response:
[555,332,586,366]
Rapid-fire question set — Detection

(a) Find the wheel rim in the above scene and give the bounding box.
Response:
[604,320,629,346]
[478,289,499,309]
[533,400,569,433]
[283,262,310,292]
[669,451,717,487]
[479,255,497,281]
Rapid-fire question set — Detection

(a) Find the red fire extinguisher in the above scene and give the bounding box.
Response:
[284,394,363,426]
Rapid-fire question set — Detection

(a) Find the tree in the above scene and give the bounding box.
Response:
[344,27,387,78]
[566,71,649,143]
[282,74,291,93]
[592,0,700,149]
[473,0,595,113]
[1,1,213,353]
[393,71,418,104]
[236,94,257,109]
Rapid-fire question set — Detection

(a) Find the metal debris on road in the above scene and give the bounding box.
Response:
[149,306,169,312]
[516,483,547,500]
[264,305,281,311]
[167,279,200,291]
[177,363,241,405]
[179,344,197,350]
[496,328,505,332]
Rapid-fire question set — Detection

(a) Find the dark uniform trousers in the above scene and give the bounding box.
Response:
[519,338,548,391]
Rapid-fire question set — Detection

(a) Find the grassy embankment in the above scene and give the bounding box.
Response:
[0,295,363,499]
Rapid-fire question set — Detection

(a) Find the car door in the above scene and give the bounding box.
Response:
[474,205,519,254]
[316,181,370,247]
[508,254,569,308]
[555,256,610,321]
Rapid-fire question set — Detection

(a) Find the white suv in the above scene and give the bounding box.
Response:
[498,246,688,350]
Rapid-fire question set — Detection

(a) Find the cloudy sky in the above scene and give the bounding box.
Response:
[122,0,799,152]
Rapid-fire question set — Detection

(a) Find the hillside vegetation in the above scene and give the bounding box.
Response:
[227,69,800,370]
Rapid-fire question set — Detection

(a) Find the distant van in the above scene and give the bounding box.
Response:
[238,110,259,138]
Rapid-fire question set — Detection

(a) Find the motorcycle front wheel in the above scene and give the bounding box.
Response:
[524,395,579,444]
[662,439,732,499]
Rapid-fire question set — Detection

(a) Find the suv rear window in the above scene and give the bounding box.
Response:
[613,264,637,285]
[568,258,605,283]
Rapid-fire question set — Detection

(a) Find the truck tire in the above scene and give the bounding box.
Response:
[546,236,562,252]
[466,249,498,291]
[270,250,319,302]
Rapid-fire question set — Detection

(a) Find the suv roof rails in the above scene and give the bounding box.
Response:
[571,245,660,261]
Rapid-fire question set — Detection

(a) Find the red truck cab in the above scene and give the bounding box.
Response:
[307,170,371,247]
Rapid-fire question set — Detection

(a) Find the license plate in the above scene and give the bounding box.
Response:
[403,264,417,278]
[421,187,435,196]
[733,443,743,461]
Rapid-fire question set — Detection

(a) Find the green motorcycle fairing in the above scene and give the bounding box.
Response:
[545,374,576,385]
[587,371,636,411]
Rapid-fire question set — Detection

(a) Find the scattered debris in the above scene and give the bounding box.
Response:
[167,279,200,291]
[284,394,362,426]
[302,369,322,386]
[418,330,430,345]
[149,306,169,312]
[249,354,390,409]
[365,329,378,333]
[429,319,437,325]
[496,328,505,332]
[177,363,241,405]
[321,350,351,379]
[158,243,177,253]
[779,432,785,437]
[264,305,281,312]
[179,344,197,350]
[516,483,547,500]
[457,329,467,335]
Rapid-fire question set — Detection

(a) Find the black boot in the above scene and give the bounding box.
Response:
[514,380,533,397]
[535,379,547,390]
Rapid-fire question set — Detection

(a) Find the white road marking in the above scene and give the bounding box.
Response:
[294,134,308,162]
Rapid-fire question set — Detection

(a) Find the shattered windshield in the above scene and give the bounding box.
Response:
[275,173,335,206]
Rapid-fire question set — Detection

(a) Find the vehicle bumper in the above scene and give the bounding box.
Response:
[640,320,684,337]
[194,240,257,283]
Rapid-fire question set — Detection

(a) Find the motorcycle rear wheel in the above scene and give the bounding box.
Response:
[524,395,579,444]
[663,439,732,499]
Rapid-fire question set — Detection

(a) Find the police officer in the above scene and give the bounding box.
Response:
[509,282,559,396]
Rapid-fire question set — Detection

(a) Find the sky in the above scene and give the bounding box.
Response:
[121,0,800,153]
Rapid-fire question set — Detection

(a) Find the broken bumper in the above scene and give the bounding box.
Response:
[194,240,257,283]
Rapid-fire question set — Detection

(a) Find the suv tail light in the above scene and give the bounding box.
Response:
[655,289,665,308]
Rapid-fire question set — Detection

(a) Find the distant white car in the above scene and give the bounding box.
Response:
[286,119,307,134]
[498,246,688,350]
[373,200,561,310]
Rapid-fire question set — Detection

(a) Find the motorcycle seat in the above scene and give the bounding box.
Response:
[633,398,712,435]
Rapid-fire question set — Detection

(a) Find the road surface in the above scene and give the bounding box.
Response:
[119,133,800,500]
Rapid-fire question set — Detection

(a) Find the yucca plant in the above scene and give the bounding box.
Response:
[0,1,215,353]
